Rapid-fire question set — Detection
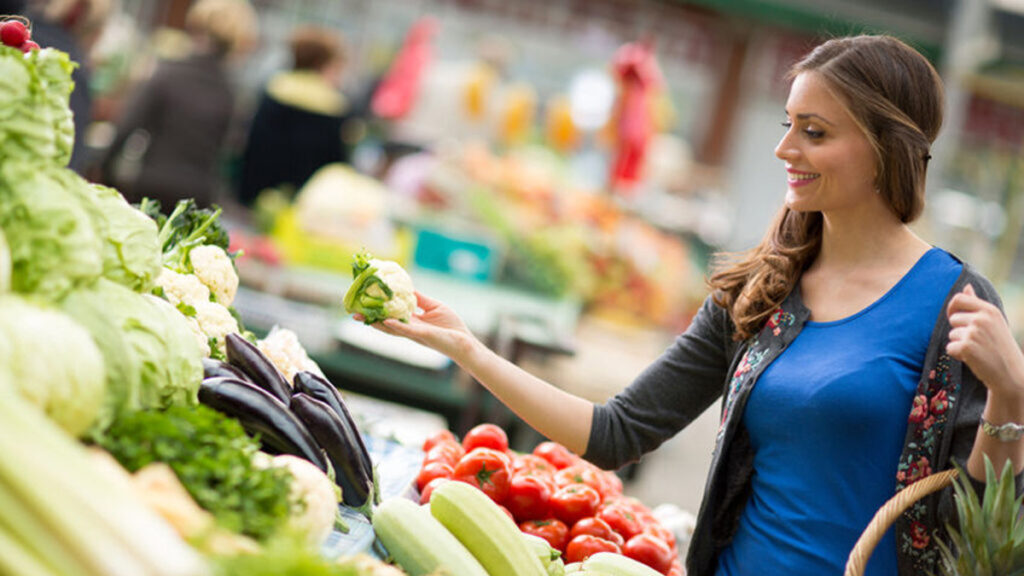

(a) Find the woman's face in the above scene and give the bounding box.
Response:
[774,72,878,215]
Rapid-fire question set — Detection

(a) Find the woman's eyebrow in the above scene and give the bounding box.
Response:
[789,111,834,126]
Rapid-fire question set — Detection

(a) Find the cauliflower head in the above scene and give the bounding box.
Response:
[256,326,323,384]
[188,245,238,306]
[156,268,210,308]
[254,453,339,547]
[343,253,416,324]
[193,300,240,358]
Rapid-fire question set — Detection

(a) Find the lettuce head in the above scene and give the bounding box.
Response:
[0,46,75,166]
[61,279,203,429]
[68,179,162,292]
[0,294,106,437]
[0,160,102,301]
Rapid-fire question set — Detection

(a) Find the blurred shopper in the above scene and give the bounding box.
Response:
[237,25,351,206]
[98,0,257,209]
[22,0,112,174]
[367,35,1024,576]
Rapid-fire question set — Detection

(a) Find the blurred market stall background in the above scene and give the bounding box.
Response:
[64,0,1024,523]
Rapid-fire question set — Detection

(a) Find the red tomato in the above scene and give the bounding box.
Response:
[512,454,556,478]
[462,423,509,453]
[550,484,601,526]
[519,518,570,552]
[564,534,621,563]
[423,442,464,467]
[422,429,458,452]
[505,474,554,522]
[598,504,643,541]
[533,441,577,469]
[453,447,512,503]
[570,516,624,547]
[603,469,624,497]
[554,464,606,495]
[643,522,678,551]
[416,461,454,492]
[419,477,449,504]
[623,533,674,574]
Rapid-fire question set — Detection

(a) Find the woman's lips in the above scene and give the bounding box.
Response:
[787,170,819,188]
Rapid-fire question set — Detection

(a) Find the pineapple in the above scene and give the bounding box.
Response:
[937,456,1024,575]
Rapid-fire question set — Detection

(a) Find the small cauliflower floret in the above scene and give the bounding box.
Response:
[188,245,239,306]
[254,453,339,547]
[193,300,239,357]
[182,314,212,357]
[343,253,416,324]
[155,268,210,308]
[256,326,323,385]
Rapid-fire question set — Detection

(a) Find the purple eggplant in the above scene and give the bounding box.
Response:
[199,377,327,471]
[202,358,251,382]
[292,371,373,475]
[290,392,373,514]
[224,333,292,406]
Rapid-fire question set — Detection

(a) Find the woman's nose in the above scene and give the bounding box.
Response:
[775,133,796,162]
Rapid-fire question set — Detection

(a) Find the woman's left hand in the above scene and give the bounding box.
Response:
[947,283,1024,400]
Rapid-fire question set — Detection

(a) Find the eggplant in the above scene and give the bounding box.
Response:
[202,357,251,382]
[290,392,373,512]
[198,377,327,472]
[224,333,292,406]
[292,371,373,474]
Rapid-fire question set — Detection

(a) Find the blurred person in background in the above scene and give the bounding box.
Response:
[369,35,1024,576]
[237,25,352,207]
[97,0,257,209]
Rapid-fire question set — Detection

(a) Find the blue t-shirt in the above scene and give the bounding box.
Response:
[717,248,962,575]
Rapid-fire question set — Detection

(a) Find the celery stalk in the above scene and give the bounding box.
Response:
[0,479,89,576]
[0,523,62,576]
[0,388,210,576]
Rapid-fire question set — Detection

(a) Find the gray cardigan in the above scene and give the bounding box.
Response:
[584,259,1008,575]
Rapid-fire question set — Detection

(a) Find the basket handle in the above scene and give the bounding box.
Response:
[844,468,958,576]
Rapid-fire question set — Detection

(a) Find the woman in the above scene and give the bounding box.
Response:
[99,0,257,209]
[370,35,1024,575]
[237,25,353,206]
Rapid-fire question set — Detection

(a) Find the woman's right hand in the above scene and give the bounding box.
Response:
[373,291,476,361]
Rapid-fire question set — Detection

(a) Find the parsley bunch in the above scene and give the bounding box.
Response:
[95,405,293,541]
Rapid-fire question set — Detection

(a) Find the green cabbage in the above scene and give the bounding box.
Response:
[69,180,162,292]
[0,160,102,301]
[0,294,106,437]
[61,279,203,429]
[0,227,9,293]
[0,46,75,166]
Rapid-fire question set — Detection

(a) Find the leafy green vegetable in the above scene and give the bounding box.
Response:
[72,182,162,292]
[95,404,294,542]
[0,227,9,293]
[0,160,102,301]
[61,279,204,430]
[0,46,75,166]
[0,294,106,438]
[141,198,231,273]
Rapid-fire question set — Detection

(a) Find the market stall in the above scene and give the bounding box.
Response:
[0,17,692,576]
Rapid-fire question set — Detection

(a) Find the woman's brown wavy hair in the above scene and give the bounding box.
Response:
[708,35,944,341]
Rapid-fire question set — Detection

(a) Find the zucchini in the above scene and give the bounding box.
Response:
[372,497,488,576]
[582,552,663,576]
[429,481,547,576]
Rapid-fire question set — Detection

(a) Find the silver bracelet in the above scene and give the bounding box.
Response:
[980,417,1024,442]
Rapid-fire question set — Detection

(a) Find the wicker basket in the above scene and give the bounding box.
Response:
[844,468,959,576]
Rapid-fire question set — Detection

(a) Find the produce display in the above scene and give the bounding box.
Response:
[412,425,683,576]
[0,20,688,576]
